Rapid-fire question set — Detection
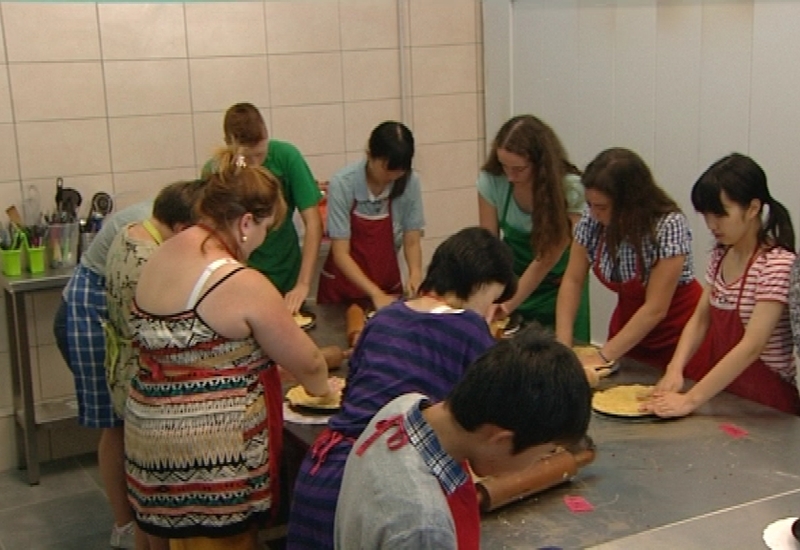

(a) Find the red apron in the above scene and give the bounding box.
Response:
[684,250,800,414]
[259,366,285,523]
[317,199,402,304]
[593,239,709,370]
[355,414,480,549]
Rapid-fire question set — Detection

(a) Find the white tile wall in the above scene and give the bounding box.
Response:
[113,167,198,210]
[108,115,195,172]
[0,125,19,183]
[411,45,477,96]
[304,153,348,183]
[189,57,271,113]
[185,2,268,57]
[342,50,400,101]
[104,60,191,117]
[412,93,479,144]
[268,52,344,106]
[0,68,11,124]
[0,0,485,472]
[414,141,478,193]
[343,98,402,153]
[10,63,106,122]
[409,0,477,46]
[264,1,342,54]
[3,3,98,62]
[271,104,346,156]
[98,4,187,60]
[421,187,478,239]
[339,0,399,50]
[16,119,111,180]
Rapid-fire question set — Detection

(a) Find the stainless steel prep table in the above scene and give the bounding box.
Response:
[282,308,800,548]
[481,360,800,549]
[1,268,74,485]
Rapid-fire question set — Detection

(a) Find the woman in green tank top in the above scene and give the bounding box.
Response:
[477,115,590,341]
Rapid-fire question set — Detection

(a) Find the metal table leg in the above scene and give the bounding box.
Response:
[6,289,40,484]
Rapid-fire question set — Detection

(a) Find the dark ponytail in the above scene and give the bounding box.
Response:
[762,197,795,252]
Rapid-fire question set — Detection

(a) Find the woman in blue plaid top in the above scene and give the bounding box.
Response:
[556,148,709,373]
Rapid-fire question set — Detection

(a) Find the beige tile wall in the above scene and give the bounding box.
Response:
[0,0,485,471]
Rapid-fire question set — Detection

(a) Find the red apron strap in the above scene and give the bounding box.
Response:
[355,414,408,456]
[309,428,356,475]
[446,471,481,550]
[259,366,284,523]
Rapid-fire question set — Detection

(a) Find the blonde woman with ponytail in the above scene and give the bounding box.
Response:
[125,147,334,550]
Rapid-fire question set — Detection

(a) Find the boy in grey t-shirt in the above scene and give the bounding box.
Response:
[334,327,592,549]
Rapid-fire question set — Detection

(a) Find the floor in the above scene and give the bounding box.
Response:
[0,454,286,550]
[0,454,115,550]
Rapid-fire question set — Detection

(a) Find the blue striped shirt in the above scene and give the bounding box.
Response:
[328,300,495,437]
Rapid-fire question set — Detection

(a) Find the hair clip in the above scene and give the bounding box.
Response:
[235,155,247,168]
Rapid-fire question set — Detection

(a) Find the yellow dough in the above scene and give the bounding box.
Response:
[285,376,345,410]
[592,384,653,417]
[293,312,313,328]
[490,316,510,333]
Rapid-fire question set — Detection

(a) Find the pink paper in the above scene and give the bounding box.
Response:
[564,495,594,513]
[719,423,749,438]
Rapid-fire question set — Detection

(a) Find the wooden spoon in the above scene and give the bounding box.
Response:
[5,205,23,227]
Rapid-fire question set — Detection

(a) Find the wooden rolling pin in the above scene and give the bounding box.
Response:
[346,304,365,347]
[476,445,596,513]
[320,345,345,370]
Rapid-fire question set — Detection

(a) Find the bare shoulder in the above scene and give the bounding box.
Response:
[204,266,280,306]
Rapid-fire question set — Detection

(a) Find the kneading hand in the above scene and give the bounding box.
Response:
[654,369,685,393]
[284,283,310,315]
[642,391,695,418]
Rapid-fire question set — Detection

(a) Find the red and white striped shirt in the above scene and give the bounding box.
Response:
[705,246,796,382]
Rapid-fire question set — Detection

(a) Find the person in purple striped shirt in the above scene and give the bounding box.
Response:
[286,226,517,550]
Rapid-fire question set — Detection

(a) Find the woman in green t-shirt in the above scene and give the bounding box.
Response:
[477,115,590,341]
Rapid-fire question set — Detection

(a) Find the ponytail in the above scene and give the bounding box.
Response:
[761,197,795,252]
[211,145,247,183]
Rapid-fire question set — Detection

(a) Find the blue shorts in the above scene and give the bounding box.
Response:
[64,264,121,428]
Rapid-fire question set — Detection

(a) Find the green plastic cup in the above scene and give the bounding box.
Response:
[1,249,22,277]
[27,246,46,274]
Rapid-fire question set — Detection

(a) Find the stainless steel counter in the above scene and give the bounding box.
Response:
[275,304,800,548]
[2,267,75,485]
[480,360,800,549]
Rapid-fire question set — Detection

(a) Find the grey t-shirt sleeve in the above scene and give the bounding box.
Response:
[80,201,153,275]
[384,527,456,549]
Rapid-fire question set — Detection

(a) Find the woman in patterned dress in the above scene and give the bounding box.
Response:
[124,148,334,550]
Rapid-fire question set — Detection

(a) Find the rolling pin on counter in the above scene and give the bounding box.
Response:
[345,303,365,347]
[476,436,596,513]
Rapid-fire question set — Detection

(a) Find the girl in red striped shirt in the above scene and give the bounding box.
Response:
[648,153,799,417]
